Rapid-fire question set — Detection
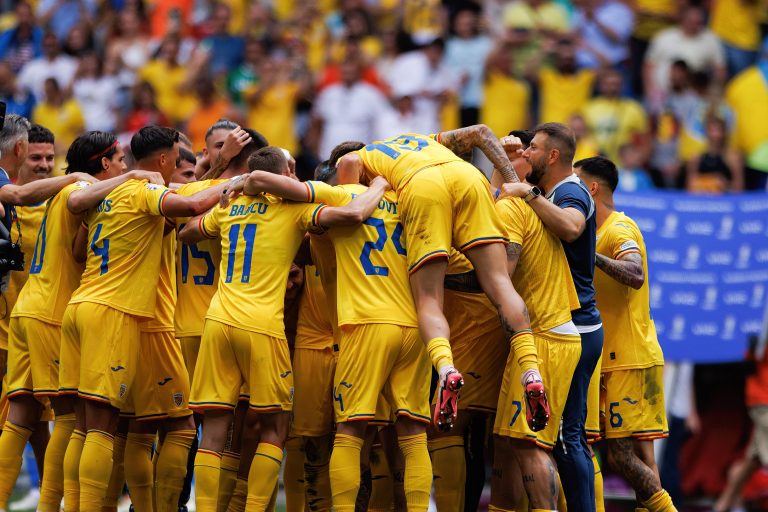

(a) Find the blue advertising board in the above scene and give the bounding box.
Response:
[615,192,768,363]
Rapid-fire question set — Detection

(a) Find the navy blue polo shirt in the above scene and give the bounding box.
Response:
[547,175,601,327]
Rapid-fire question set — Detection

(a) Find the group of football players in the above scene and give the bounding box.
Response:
[0,113,676,512]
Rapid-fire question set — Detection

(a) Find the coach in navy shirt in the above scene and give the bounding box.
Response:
[500,122,603,512]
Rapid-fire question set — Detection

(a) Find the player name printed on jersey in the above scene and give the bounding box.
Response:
[615,191,768,363]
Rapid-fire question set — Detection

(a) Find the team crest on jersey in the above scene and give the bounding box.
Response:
[173,393,184,407]
[145,183,163,191]
[119,384,127,398]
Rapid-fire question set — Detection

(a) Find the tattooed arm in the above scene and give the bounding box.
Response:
[438,124,520,183]
[505,242,522,279]
[595,252,644,290]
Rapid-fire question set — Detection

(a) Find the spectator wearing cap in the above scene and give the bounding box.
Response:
[16,31,77,103]
[724,37,768,190]
[643,6,726,112]
[444,6,492,127]
[0,2,43,73]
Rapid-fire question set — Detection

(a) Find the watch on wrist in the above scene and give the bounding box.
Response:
[524,186,542,203]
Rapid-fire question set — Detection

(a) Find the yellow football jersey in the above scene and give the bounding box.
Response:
[309,234,339,338]
[12,182,89,325]
[142,232,177,332]
[595,211,664,371]
[69,180,170,319]
[326,184,417,327]
[295,264,333,350]
[495,197,579,333]
[355,133,464,191]
[0,201,48,347]
[201,193,321,338]
[446,249,473,276]
[174,180,225,337]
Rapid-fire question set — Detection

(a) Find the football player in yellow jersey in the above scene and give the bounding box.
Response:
[316,157,433,512]
[292,258,336,511]
[334,126,549,432]
[575,157,675,512]
[60,126,233,512]
[488,134,584,512]
[0,130,166,512]
[178,146,390,512]
[174,128,268,512]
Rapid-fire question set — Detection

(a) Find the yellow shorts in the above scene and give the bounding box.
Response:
[334,324,430,424]
[190,320,293,413]
[122,331,192,420]
[603,365,669,440]
[58,305,79,396]
[494,331,581,450]
[65,302,142,409]
[586,355,603,443]
[178,336,201,383]
[292,347,337,436]
[399,162,506,273]
[6,317,61,398]
[0,349,6,426]
[441,290,507,413]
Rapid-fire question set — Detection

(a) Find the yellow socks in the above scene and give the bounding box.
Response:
[329,434,364,512]
[228,478,248,512]
[428,436,465,512]
[284,437,305,512]
[642,490,677,512]
[102,433,127,512]
[195,449,222,512]
[64,429,86,512]
[426,337,454,372]
[0,421,34,509]
[80,430,115,512]
[398,433,431,512]
[303,436,332,512]
[217,450,240,512]
[155,429,196,512]
[593,451,605,512]
[247,443,285,511]
[488,506,516,512]
[124,432,155,512]
[510,330,538,374]
[39,413,76,512]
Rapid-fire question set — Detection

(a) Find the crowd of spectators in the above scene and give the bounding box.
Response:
[0,0,766,191]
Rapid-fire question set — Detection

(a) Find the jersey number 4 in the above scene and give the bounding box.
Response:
[359,218,406,276]
[90,223,110,275]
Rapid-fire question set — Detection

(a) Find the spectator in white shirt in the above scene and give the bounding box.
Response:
[16,31,77,102]
[71,52,121,132]
[309,57,389,159]
[643,6,726,112]
[573,0,635,70]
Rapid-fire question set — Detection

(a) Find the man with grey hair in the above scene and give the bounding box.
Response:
[0,114,95,227]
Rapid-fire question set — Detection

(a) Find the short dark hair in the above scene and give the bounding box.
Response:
[329,141,365,167]
[574,156,618,192]
[533,122,576,165]
[509,129,533,149]
[179,147,196,166]
[247,146,288,175]
[65,131,119,175]
[314,160,336,183]
[228,128,269,170]
[130,125,179,162]
[27,124,54,145]
[204,118,238,142]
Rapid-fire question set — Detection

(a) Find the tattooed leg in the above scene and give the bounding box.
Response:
[606,438,662,501]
